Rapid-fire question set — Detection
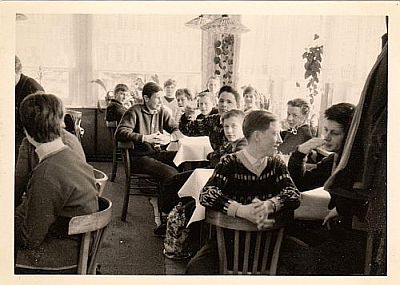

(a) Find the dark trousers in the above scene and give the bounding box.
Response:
[159,170,194,214]
[131,151,178,183]
[186,239,219,274]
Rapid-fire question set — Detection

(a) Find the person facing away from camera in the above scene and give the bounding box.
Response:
[14,92,98,274]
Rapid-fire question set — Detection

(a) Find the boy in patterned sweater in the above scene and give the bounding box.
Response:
[186,110,300,274]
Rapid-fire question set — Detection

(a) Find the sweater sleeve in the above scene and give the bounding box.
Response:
[15,177,66,249]
[14,139,34,207]
[115,107,143,143]
[199,156,237,214]
[162,109,184,140]
[271,157,301,211]
[288,150,334,191]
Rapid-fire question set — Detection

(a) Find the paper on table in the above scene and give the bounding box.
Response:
[178,168,214,226]
[294,187,331,220]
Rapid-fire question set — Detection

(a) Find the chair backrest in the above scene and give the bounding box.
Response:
[68,196,112,274]
[206,209,285,275]
[93,168,108,197]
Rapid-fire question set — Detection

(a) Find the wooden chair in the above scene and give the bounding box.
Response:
[68,196,112,274]
[205,209,285,275]
[93,168,108,197]
[105,120,119,182]
[118,141,160,223]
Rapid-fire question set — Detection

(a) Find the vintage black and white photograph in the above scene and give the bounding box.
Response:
[0,1,396,281]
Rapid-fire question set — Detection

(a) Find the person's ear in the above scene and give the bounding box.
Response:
[143,95,149,103]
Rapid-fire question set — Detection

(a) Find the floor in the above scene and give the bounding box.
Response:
[91,161,187,275]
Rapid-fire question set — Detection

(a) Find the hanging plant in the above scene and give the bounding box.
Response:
[214,34,234,86]
[303,34,323,105]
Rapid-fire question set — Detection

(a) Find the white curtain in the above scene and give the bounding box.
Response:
[16,14,202,107]
[238,15,386,121]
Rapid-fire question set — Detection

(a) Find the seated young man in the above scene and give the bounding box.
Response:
[105,83,130,123]
[160,109,248,223]
[186,110,300,274]
[15,93,98,274]
[207,109,247,167]
[116,81,183,182]
[174,88,199,123]
[196,91,218,120]
[278,98,313,155]
[179,85,241,151]
[14,127,85,208]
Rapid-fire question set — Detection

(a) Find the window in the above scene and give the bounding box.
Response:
[16,14,202,107]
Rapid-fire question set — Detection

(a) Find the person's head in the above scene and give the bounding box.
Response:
[207,76,221,95]
[175,88,193,108]
[286,98,311,128]
[197,92,214,115]
[243,86,259,110]
[243,110,282,157]
[114,83,130,103]
[217,85,241,114]
[19,92,64,144]
[142,82,163,111]
[163,79,177,98]
[323,103,355,153]
[15,55,22,85]
[221,110,245,142]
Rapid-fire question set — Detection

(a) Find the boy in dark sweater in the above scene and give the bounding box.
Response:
[278,98,313,155]
[105,83,130,123]
[186,110,300,274]
[179,85,241,151]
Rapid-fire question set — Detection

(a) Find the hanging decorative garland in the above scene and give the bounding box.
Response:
[303,34,323,105]
[213,33,234,86]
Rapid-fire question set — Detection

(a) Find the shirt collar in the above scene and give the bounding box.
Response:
[35,137,66,162]
[242,148,266,166]
[141,104,159,115]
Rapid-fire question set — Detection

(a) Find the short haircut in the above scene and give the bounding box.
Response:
[164,78,177,88]
[175,88,193,100]
[15,55,22,74]
[114,83,129,94]
[324,103,356,135]
[243,86,256,96]
[221,109,245,124]
[242,110,277,140]
[19,92,64,143]
[207,76,221,84]
[197,91,214,101]
[287,98,311,116]
[218,85,241,106]
[142,82,163,99]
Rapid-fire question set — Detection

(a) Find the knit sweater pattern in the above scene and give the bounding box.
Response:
[200,151,300,215]
[179,113,225,151]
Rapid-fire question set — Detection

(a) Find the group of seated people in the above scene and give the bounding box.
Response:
[106,76,363,273]
[14,69,362,274]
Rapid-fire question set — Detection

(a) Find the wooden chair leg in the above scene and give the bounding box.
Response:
[111,145,118,182]
[149,196,161,227]
[121,176,130,221]
[364,231,374,275]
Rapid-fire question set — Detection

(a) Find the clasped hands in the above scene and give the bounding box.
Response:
[143,132,171,145]
[236,198,276,230]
